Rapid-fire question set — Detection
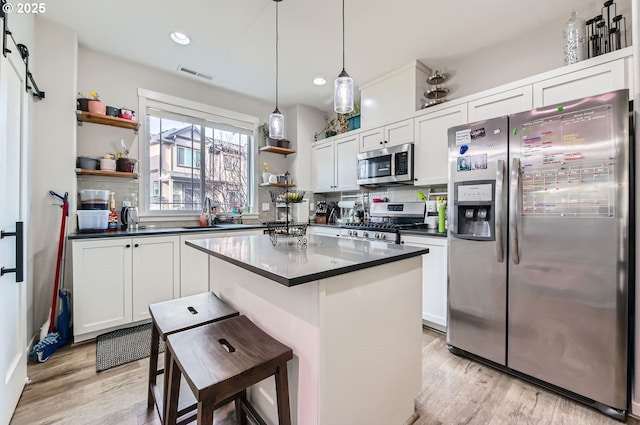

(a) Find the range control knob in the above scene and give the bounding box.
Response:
[362,231,369,238]
[352,231,358,237]
[380,234,386,240]
[374,232,380,239]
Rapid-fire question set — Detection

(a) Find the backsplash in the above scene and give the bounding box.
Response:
[76,175,139,210]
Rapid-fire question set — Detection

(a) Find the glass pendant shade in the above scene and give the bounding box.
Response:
[334,69,354,114]
[269,108,285,140]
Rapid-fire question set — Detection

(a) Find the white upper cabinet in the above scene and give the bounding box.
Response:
[312,133,360,193]
[360,119,414,152]
[533,58,629,107]
[414,104,468,186]
[467,86,533,122]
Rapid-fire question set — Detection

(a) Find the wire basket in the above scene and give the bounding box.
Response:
[269,189,306,204]
[266,222,308,246]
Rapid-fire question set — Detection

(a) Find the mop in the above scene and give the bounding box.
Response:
[29,191,72,363]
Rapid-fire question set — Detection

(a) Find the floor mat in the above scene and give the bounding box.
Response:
[96,323,163,372]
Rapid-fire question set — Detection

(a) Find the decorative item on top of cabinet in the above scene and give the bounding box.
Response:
[423,70,452,109]
[584,1,627,59]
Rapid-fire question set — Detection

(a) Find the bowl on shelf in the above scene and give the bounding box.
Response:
[116,158,138,173]
[99,158,116,171]
[77,156,99,170]
[105,106,120,117]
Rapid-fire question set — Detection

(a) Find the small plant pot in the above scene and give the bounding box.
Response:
[87,100,106,115]
[99,158,116,172]
[262,173,271,183]
[116,158,138,173]
[266,137,279,147]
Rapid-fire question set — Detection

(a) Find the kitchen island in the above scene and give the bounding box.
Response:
[186,234,428,425]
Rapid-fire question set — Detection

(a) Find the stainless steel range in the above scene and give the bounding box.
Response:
[339,202,425,243]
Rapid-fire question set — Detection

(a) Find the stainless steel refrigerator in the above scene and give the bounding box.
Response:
[446,89,631,419]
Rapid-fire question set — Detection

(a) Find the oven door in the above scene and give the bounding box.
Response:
[357,153,392,184]
[357,144,414,186]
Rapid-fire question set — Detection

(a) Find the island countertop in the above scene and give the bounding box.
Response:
[186,234,428,287]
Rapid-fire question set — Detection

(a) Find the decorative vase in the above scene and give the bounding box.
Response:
[563,10,586,65]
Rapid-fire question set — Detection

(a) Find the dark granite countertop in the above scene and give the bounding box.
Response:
[186,234,428,287]
[68,223,266,240]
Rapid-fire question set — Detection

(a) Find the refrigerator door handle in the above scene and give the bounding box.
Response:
[509,158,521,264]
[495,159,505,263]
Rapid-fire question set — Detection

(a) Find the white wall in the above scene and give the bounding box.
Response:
[424,1,632,103]
[76,47,294,219]
[288,104,326,192]
[29,16,78,339]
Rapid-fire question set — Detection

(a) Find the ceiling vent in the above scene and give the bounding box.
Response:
[177,65,214,81]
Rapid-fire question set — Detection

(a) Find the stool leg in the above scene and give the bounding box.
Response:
[235,389,247,425]
[163,345,172,417]
[148,323,160,409]
[197,400,214,425]
[165,356,182,425]
[274,365,291,425]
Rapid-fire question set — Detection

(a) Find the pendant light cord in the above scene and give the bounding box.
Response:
[342,0,345,71]
[275,0,279,109]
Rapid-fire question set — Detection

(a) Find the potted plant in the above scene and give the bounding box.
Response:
[345,99,361,131]
[258,122,277,147]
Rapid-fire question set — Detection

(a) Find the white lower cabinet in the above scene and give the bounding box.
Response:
[180,232,225,297]
[400,234,448,330]
[72,235,179,341]
[131,236,180,322]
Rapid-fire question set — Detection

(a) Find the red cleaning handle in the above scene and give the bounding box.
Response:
[48,200,68,333]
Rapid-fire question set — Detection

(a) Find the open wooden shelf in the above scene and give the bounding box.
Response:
[75,168,138,179]
[259,183,296,187]
[76,111,140,131]
[259,146,296,156]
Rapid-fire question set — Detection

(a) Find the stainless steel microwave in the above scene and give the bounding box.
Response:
[357,143,414,186]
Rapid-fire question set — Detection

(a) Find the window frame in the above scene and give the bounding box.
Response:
[138,89,259,218]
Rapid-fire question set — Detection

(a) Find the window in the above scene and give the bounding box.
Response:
[141,90,257,214]
[177,146,201,168]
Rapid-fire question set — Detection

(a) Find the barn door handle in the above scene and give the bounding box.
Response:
[1,221,24,282]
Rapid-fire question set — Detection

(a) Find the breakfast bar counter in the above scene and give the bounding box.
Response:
[186,234,427,425]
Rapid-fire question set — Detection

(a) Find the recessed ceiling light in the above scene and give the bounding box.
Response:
[313,77,327,86]
[170,32,191,45]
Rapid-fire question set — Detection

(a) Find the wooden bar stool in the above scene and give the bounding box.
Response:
[165,315,293,425]
[147,292,239,423]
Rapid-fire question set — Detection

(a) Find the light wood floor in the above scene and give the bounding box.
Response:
[10,328,638,425]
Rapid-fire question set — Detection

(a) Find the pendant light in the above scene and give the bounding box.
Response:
[269,0,285,140]
[334,0,354,114]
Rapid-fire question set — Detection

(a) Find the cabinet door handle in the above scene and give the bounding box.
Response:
[125,244,131,248]
[134,243,139,248]
[384,140,388,144]
[379,141,383,145]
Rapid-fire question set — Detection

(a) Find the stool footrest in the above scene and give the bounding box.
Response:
[241,398,268,425]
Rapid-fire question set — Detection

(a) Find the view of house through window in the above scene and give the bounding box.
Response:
[147,111,252,213]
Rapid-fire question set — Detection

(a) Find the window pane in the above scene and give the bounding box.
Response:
[148,116,203,211]
[205,128,250,213]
